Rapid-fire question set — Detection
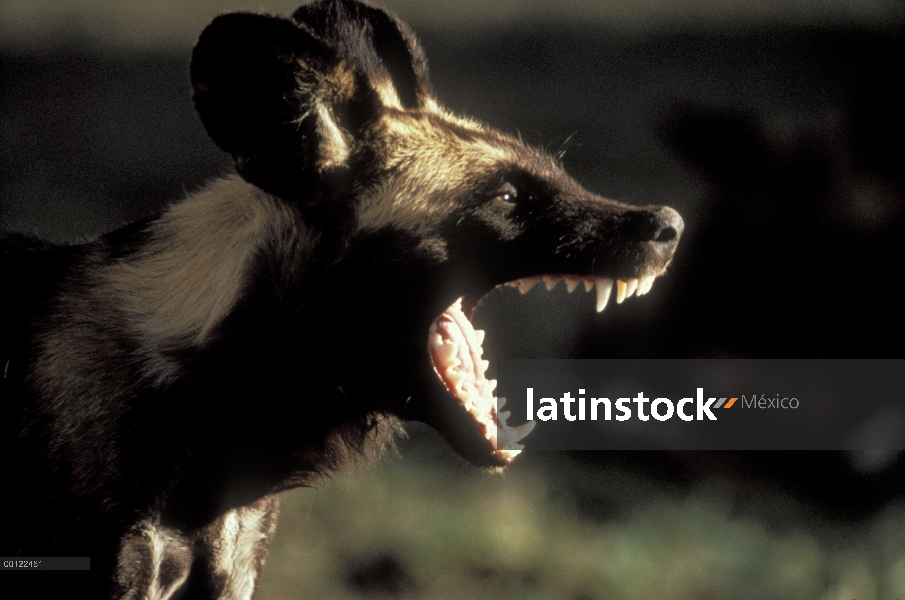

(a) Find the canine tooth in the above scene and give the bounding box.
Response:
[638,276,655,295]
[564,277,580,293]
[517,278,540,294]
[544,276,559,291]
[512,420,536,442]
[474,329,485,345]
[489,379,498,392]
[595,278,613,312]
[615,280,627,304]
[624,278,639,299]
[479,359,490,373]
[583,279,594,293]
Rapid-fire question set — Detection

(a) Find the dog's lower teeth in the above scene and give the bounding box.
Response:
[497,420,537,449]
[435,270,663,457]
[513,421,536,441]
[434,342,456,366]
[447,370,462,388]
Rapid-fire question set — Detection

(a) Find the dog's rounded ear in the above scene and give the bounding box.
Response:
[292,0,432,111]
[191,12,378,201]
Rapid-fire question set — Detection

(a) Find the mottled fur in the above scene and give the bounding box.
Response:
[1,1,681,598]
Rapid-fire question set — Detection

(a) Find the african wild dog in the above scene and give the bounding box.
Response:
[0,0,682,597]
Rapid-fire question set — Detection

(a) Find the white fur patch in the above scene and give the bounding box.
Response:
[205,497,279,600]
[116,498,278,600]
[31,176,304,444]
[117,517,192,600]
[103,176,300,381]
[110,178,290,342]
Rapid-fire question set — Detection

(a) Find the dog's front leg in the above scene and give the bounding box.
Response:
[191,495,281,600]
[115,495,279,600]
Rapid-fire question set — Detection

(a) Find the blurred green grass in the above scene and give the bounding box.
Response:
[257,430,905,599]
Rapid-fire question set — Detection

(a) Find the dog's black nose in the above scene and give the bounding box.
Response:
[650,206,684,242]
[622,206,685,248]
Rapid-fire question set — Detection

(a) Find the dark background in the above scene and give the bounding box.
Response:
[2,1,904,597]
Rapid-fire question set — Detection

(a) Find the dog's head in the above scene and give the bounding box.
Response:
[191,0,682,467]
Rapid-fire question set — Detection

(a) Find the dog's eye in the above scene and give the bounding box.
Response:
[493,183,518,205]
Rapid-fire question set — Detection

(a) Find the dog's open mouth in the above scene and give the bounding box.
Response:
[427,274,658,464]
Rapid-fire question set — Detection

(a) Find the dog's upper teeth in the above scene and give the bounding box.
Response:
[505,273,658,311]
[517,277,541,294]
[595,278,614,312]
[624,278,639,300]
[615,279,634,304]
